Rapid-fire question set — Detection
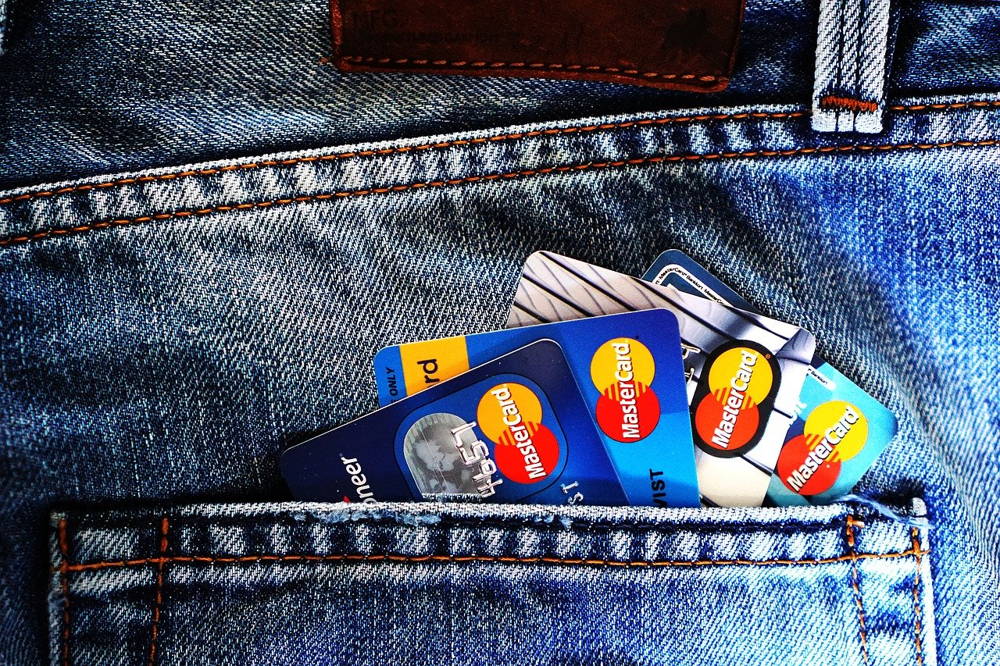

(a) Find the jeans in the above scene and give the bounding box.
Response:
[1,0,998,664]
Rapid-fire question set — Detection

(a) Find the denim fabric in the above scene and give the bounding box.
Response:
[0,93,994,665]
[0,0,999,665]
[0,1,8,56]
[812,0,893,133]
[50,501,932,665]
[0,0,997,190]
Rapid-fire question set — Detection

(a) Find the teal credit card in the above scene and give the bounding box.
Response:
[643,250,897,506]
[375,310,699,507]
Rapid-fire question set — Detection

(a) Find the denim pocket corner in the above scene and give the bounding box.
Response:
[50,500,935,666]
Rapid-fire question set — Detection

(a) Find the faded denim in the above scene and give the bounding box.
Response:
[0,0,998,664]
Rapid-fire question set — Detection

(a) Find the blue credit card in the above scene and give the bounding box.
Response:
[507,252,818,507]
[374,310,698,507]
[282,340,628,506]
[643,250,897,505]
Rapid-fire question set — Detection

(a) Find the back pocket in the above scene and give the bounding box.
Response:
[50,499,934,666]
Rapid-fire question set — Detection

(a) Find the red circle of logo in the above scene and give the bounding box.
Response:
[694,394,760,452]
[494,422,560,484]
[595,383,660,443]
[776,434,841,496]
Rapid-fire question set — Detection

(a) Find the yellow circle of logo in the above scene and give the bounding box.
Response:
[802,400,868,462]
[589,338,655,393]
[707,346,774,408]
[476,383,543,444]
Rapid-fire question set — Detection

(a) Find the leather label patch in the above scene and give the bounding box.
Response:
[331,0,745,92]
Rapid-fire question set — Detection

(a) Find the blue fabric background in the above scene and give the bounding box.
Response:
[0,0,997,664]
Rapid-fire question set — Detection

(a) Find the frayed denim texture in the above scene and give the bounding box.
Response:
[0,94,992,665]
[0,0,998,664]
[50,500,933,665]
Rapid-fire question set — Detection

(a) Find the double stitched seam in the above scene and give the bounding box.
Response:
[896,101,1000,112]
[148,517,170,666]
[339,55,723,82]
[0,110,804,208]
[57,519,71,666]
[846,515,870,666]
[53,517,931,663]
[0,101,996,209]
[62,546,929,572]
[1,138,997,249]
[911,527,925,666]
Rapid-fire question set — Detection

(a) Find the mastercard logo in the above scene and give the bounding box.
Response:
[692,341,780,458]
[776,400,868,495]
[476,383,559,484]
[589,338,660,443]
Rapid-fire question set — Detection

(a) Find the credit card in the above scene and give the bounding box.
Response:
[643,250,897,505]
[507,251,817,507]
[281,340,628,506]
[374,310,699,507]
[645,249,755,311]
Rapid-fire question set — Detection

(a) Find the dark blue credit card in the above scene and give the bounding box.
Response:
[281,340,628,506]
[374,310,699,507]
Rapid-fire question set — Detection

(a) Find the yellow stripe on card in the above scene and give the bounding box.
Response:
[398,336,471,396]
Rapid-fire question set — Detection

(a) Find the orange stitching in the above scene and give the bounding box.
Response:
[912,527,925,666]
[889,100,1000,112]
[819,95,879,113]
[0,110,804,208]
[0,99,996,209]
[58,519,71,666]
[845,515,865,541]
[1,137,996,248]
[846,516,870,666]
[63,546,928,572]
[340,55,724,82]
[147,517,169,666]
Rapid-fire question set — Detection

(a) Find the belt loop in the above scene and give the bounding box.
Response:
[812,0,894,134]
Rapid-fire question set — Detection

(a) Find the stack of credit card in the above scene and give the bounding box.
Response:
[281,250,896,508]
